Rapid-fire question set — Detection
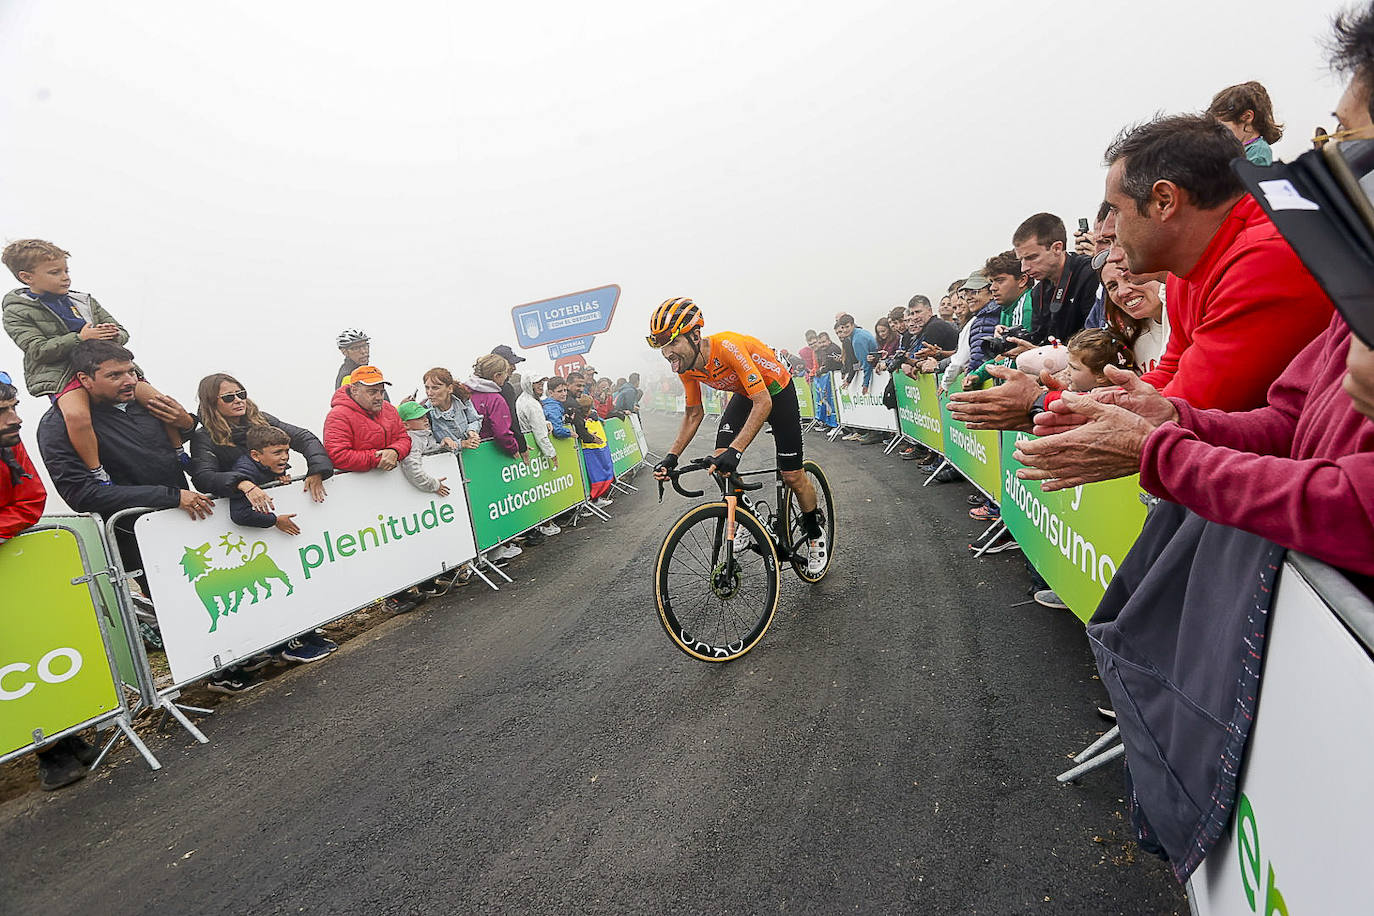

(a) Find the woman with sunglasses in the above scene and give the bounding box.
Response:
[190,372,333,511]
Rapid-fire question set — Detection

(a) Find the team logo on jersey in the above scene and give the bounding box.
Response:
[712,359,722,369]
[746,373,760,385]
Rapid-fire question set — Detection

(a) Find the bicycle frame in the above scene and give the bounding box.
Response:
[660,460,800,563]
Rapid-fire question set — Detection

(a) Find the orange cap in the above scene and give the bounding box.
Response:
[349,365,390,386]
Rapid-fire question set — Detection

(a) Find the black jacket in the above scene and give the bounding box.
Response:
[190,412,334,497]
[1030,252,1101,345]
[228,454,280,528]
[37,400,187,516]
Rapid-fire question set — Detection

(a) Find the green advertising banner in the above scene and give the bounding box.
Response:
[702,388,726,416]
[1,529,121,756]
[999,431,1148,624]
[893,371,944,453]
[604,416,644,477]
[654,392,671,412]
[937,381,1002,501]
[462,433,588,550]
[794,378,816,420]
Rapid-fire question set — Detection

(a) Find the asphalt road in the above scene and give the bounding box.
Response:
[1,412,1186,915]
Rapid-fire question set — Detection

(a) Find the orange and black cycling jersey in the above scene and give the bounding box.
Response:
[679,331,792,408]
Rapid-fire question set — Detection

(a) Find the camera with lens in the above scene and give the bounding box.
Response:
[985,325,1030,357]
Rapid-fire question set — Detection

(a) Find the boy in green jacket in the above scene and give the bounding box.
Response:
[2,239,191,483]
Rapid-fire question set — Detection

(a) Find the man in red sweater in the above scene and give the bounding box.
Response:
[948,116,1333,429]
[0,372,45,543]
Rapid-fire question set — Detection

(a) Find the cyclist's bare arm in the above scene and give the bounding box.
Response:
[720,389,772,455]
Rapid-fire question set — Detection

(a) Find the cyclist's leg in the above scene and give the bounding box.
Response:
[770,383,818,516]
[715,392,753,455]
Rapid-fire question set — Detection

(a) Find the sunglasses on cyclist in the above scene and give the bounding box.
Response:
[219,389,249,404]
[646,327,685,349]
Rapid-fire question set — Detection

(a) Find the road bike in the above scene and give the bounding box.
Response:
[654,457,835,662]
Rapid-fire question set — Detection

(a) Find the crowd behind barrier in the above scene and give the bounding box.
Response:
[0,302,655,789]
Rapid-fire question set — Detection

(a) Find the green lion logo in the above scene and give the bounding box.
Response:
[179,538,294,633]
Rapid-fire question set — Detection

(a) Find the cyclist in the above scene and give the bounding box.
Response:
[647,297,827,573]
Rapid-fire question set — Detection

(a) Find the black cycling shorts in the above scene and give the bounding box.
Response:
[715,381,805,472]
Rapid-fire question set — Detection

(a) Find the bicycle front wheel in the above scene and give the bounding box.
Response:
[783,459,835,582]
[654,502,780,662]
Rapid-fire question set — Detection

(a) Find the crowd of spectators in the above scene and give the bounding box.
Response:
[778,4,1374,877]
[0,245,645,788]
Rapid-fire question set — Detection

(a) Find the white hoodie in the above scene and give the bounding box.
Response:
[517,374,557,460]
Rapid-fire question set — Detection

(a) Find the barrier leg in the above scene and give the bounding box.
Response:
[881,433,904,455]
[921,458,951,486]
[1056,742,1125,783]
[582,501,611,521]
[95,718,162,771]
[103,508,212,745]
[1071,724,1120,763]
[480,555,513,584]
[970,520,1008,558]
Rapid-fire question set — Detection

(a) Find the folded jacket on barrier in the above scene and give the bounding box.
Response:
[1087,500,1285,883]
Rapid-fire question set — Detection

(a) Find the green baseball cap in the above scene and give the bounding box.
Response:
[397,401,432,421]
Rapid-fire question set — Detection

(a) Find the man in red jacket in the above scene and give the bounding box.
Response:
[321,365,417,613]
[0,372,45,543]
[948,115,1334,430]
[322,365,411,473]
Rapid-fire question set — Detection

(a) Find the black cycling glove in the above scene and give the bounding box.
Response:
[655,453,679,475]
[707,447,742,476]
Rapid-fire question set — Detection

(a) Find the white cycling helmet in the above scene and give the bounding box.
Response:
[336,328,370,348]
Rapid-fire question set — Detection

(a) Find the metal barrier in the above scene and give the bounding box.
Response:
[0,524,159,771]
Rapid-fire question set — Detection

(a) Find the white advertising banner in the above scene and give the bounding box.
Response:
[1189,560,1374,915]
[835,369,898,432]
[135,454,478,685]
[630,413,651,458]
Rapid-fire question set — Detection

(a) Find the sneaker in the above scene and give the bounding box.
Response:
[1033,589,1069,610]
[497,543,524,560]
[858,431,884,445]
[917,461,940,474]
[240,652,275,672]
[982,537,1021,554]
[36,748,87,791]
[934,466,962,483]
[523,530,547,547]
[842,431,863,441]
[416,578,443,597]
[278,637,332,662]
[804,531,829,576]
[302,632,337,654]
[384,594,419,614]
[92,465,113,485]
[592,497,614,509]
[967,494,986,506]
[969,506,1000,522]
[56,734,101,766]
[537,522,561,536]
[1096,706,1117,721]
[207,667,264,692]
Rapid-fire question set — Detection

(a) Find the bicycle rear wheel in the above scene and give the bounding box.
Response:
[654,502,780,662]
[783,460,835,582]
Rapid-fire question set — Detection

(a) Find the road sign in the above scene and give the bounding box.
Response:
[511,285,619,348]
[554,355,587,378]
[547,336,595,359]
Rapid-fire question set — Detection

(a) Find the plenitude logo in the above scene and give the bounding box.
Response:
[300,501,459,578]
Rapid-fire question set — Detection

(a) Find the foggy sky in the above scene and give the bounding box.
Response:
[0,0,1346,507]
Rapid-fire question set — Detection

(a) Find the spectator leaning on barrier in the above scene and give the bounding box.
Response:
[467,355,524,459]
[949,115,1335,433]
[191,372,333,507]
[1012,213,1101,346]
[0,371,45,544]
[322,365,419,614]
[542,376,574,439]
[38,341,212,523]
[834,313,876,393]
[396,402,452,499]
[421,367,482,451]
[517,374,559,469]
[613,373,640,414]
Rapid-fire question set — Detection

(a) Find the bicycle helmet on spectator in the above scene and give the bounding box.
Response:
[647,298,704,349]
[337,328,370,348]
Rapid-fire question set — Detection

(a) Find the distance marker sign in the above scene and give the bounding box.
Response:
[512,285,620,348]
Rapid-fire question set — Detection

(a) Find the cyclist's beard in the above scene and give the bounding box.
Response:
[669,339,703,375]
